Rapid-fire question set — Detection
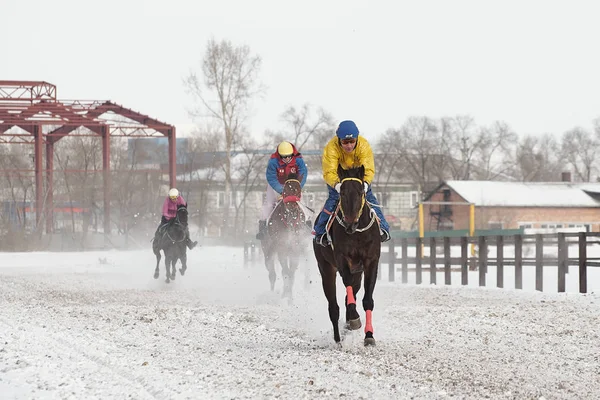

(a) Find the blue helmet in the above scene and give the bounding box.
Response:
[336,120,359,139]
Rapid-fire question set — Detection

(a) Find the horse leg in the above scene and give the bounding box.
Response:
[179,250,187,276]
[318,261,341,344]
[164,252,171,284]
[154,248,161,279]
[170,257,177,281]
[340,270,362,331]
[362,261,378,346]
[263,248,276,292]
[277,252,291,299]
[285,255,299,300]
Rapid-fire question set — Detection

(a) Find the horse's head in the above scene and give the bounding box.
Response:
[176,205,189,226]
[282,173,302,202]
[337,165,366,234]
[270,173,305,234]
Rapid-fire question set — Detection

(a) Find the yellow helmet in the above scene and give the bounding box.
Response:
[277,141,293,157]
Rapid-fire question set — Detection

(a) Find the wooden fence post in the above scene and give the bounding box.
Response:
[496,235,504,288]
[535,234,544,292]
[444,236,451,285]
[416,237,422,285]
[430,237,437,285]
[579,232,587,294]
[461,236,468,286]
[515,235,523,290]
[478,235,487,287]
[401,238,408,284]
[557,233,566,293]
[388,239,395,282]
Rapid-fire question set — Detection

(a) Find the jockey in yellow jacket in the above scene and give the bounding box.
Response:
[313,120,391,246]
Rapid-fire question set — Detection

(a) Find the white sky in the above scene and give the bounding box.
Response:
[1,245,600,398]
[2,0,600,141]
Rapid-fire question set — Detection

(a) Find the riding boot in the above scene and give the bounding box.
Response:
[185,228,197,250]
[380,229,391,243]
[255,220,267,240]
[315,233,330,247]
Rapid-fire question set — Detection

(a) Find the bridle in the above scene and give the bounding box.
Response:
[336,177,377,233]
[282,179,301,203]
[274,179,303,230]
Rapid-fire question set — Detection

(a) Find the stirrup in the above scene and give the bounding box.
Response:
[315,233,330,247]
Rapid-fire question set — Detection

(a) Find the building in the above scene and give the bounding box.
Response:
[423,180,600,232]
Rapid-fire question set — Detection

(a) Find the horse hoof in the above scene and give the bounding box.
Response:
[179,268,186,276]
[364,337,376,346]
[153,273,159,279]
[165,279,170,284]
[346,318,361,331]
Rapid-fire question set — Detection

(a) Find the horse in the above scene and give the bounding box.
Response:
[152,205,189,283]
[313,165,381,346]
[259,173,307,299]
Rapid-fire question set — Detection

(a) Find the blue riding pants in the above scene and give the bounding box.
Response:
[313,185,390,236]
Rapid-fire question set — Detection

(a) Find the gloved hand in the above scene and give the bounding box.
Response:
[363,182,369,193]
[334,183,341,193]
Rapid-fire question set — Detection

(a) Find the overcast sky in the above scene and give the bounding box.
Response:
[2,0,600,141]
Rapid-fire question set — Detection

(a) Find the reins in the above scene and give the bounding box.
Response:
[335,177,377,233]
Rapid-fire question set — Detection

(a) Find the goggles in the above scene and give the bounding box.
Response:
[169,195,178,200]
[340,138,357,145]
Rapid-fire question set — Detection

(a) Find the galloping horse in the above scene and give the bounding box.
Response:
[153,205,189,283]
[259,173,307,299]
[313,165,381,346]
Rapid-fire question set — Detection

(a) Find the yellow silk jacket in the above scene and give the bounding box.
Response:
[322,136,375,187]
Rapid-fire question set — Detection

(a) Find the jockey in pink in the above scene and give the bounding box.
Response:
[162,194,187,219]
[154,188,197,250]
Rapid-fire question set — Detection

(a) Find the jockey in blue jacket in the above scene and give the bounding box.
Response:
[256,141,308,239]
[313,120,390,246]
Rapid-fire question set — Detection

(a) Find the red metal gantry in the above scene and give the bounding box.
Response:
[0,80,177,234]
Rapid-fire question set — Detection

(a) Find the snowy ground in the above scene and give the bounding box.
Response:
[1,245,600,399]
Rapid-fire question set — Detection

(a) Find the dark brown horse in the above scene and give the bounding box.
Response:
[313,165,381,346]
[260,174,306,299]
[153,205,189,283]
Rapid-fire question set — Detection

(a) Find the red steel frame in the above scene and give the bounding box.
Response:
[0,80,177,234]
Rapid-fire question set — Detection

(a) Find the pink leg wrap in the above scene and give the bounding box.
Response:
[346,286,355,305]
[365,310,373,334]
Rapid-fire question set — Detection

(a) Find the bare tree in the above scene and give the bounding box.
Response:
[380,116,445,189]
[265,104,336,150]
[54,132,102,236]
[513,133,563,181]
[0,146,34,231]
[439,115,480,180]
[561,127,599,182]
[185,38,264,207]
[472,121,517,180]
[230,136,267,237]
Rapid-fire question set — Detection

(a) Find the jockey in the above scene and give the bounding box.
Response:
[154,188,198,250]
[256,141,308,240]
[313,120,391,247]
